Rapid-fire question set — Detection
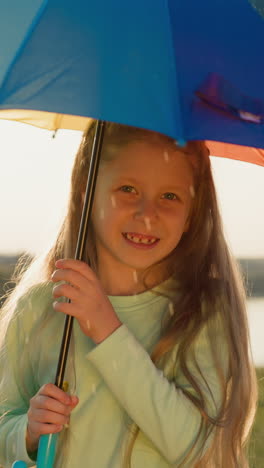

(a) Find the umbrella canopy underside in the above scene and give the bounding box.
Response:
[1,0,264,166]
[0,109,263,167]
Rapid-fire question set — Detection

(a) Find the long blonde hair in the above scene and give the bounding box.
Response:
[1,120,258,467]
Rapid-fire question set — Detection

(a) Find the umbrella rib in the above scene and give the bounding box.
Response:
[165,0,186,146]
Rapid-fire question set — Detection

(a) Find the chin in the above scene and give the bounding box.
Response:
[123,256,164,272]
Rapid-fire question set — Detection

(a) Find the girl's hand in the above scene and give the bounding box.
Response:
[51,259,122,344]
[26,383,79,453]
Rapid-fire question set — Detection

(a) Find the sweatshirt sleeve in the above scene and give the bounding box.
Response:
[0,319,37,467]
[0,287,49,468]
[86,318,229,466]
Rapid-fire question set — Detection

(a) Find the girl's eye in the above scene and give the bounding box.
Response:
[162,192,179,201]
[119,185,136,193]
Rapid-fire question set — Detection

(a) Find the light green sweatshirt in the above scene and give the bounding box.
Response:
[0,280,228,468]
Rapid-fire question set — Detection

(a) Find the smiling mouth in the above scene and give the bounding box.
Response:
[122,232,160,245]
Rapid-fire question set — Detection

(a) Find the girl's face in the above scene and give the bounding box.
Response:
[91,139,194,293]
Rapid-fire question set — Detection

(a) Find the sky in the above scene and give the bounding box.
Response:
[0,119,263,258]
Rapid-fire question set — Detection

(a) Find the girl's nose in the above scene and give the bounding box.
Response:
[134,198,158,222]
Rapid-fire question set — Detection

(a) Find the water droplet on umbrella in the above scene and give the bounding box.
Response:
[91,383,96,394]
[25,335,29,345]
[132,270,138,283]
[86,319,91,330]
[112,359,118,370]
[100,208,105,220]
[144,217,151,231]
[168,302,174,316]
[111,195,116,208]
[163,151,169,162]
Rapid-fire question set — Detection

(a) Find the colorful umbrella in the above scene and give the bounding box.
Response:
[0,0,264,165]
[1,1,263,467]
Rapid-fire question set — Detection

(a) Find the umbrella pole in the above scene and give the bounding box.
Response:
[55,119,106,388]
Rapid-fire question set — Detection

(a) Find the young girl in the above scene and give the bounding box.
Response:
[0,121,258,468]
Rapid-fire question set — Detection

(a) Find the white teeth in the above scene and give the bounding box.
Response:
[125,233,157,244]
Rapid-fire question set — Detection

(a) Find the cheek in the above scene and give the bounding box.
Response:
[166,205,190,230]
[92,201,120,233]
[98,194,133,219]
[92,190,110,219]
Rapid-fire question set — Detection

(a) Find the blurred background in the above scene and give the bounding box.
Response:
[0,119,263,464]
